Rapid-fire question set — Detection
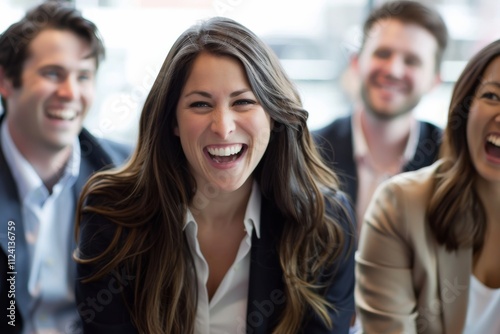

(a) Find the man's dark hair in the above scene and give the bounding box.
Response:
[361,0,448,72]
[0,0,105,113]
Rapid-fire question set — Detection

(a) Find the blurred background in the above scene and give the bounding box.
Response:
[1,0,499,145]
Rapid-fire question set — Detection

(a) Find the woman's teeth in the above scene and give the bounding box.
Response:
[207,144,243,156]
[486,134,500,147]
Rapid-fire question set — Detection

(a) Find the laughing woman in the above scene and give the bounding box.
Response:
[356,39,500,334]
[74,17,355,334]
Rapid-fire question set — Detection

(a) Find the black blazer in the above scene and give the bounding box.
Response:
[0,118,131,334]
[313,115,442,206]
[75,192,355,333]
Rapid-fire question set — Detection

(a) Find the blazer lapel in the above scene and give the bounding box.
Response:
[436,246,471,334]
[314,115,357,205]
[329,116,357,205]
[403,121,442,173]
[0,135,31,329]
[0,147,23,255]
[69,129,117,284]
[246,198,285,334]
[74,129,116,193]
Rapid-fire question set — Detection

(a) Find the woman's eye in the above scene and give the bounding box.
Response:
[190,101,211,108]
[234,99,255,106]
[481,92,500,101]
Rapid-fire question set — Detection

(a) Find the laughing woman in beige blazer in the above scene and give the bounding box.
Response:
[355,39,500,334]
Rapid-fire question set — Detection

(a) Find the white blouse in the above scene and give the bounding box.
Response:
[184,182,261,334]
[462,275,500,334]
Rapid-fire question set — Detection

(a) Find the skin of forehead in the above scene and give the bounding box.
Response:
[362,19,438,61]
[24,29,95,71]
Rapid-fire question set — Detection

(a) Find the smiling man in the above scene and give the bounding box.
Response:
[315,0,448,235]
[0,1,130,333]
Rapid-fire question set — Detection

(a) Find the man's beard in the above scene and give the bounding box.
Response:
[360,84,421,121]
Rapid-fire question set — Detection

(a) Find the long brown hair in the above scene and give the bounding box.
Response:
[75,17,349,333]
[428,40,500,252]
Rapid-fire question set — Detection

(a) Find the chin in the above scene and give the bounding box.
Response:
[46,138,75,151]
[367,108,396,121]
[217,183,245,193]
[475,164,500,185]
[370,106,413,121]
[214,177,250,193]
[480,171,500,184]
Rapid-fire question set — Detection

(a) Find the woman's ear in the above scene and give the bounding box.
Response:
[173,126,179,137]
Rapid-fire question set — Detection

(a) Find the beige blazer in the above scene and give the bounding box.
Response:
[355,161,472,334]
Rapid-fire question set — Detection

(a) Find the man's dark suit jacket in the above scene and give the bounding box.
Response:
[75,192,355,333]
[0,116,131,334]
[314,115,442,206]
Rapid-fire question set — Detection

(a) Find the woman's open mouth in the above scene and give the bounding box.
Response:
[206,144,247,164]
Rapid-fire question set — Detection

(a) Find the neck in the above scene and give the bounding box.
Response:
[190,178,253,228]
[475,178,500,224]
[29,148,71,193]
[359,108,413,167]
[8,122,72,192]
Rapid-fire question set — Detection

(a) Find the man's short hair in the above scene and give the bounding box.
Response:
[0,0,105,113]
[361,0,448,72]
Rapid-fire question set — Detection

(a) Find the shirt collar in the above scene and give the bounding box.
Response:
[184,180,261,239]
[1,120,80,201]
[352,110,369,160]
[402,119,420,162]
[244,180,261,239]
[1,120,42,201]
[352,110,421,165]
